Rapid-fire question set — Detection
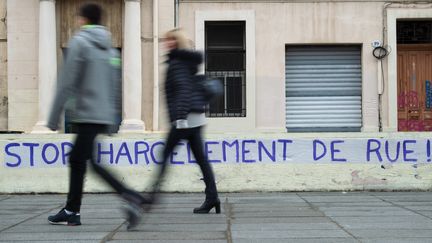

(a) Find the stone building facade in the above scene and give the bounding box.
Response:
[1,1,432,193]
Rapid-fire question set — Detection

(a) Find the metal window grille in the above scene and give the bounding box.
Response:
[205,71,246,117]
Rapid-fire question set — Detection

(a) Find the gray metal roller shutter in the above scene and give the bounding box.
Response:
[285,46,362,132]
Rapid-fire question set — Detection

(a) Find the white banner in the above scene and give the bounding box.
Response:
[2,138,432,168]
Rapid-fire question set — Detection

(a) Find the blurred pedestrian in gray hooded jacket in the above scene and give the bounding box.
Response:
[48,19,121,130]
[47,3,146,230]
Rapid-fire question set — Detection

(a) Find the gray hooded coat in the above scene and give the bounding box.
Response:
[48,25,121,131]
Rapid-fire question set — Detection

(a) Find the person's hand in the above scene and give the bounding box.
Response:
[175,119,189,129]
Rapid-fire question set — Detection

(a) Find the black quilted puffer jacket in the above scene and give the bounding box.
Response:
[165,49,206,123]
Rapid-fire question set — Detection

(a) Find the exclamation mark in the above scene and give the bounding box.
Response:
[427,140,431,162]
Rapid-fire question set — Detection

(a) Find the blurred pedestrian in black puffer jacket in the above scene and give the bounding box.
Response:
[150,28,220,214]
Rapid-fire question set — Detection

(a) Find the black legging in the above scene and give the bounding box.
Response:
[65,123,131,212]
[151,126,218,200]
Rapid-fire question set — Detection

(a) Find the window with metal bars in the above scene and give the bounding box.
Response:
[205,21,246,117]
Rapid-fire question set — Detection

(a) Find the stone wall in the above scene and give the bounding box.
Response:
[1,132,432,193]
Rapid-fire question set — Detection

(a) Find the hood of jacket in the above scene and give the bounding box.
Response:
[77,25,112,50]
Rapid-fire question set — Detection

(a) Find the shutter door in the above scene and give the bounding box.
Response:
[285,46,362,132]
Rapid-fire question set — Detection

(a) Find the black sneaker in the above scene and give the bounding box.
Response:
[123,191,153,211]
[121,191,145,230]
[122,203,143,230]
[48,208,81,226]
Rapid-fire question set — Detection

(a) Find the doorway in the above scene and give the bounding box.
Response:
[58,0,123,133]
[397,20,432,131]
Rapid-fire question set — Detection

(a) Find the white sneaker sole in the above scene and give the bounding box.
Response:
[48,220,68,225]
[48,220,80,226]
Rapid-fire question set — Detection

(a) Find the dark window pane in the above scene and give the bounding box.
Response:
[226,77,244,113]
[206,22,245,49]
[206,52,245,71]
[397,21,432,44]
[209,94,225,114]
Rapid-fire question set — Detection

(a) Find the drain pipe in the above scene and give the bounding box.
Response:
[175,0,179,27]
[153,0,159,131]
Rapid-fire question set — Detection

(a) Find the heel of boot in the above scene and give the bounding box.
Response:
[215,203,221,214]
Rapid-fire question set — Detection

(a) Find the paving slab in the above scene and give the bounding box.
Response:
[232,216,332,224]
[339,221,432,230]
[145,218,228,225]
[20,216,125,226]
[404,206,432,211]
[233,239,358,243]
[0,232,110,241]
[312,202,392,207]
[231,205,313,211]
[231,222,340,231]
[361,239,432,243]
[321,209,417,217]
[108,241,226,243]
[351,229,432,238]
[330,216,432,224]
[374,195,432,202]
[299,195,383,203]
[112,231,226,240]
[0,241,99,243]
[232,211,324,217]
[390,201,432,206]
[2,224,121,233]
[414,211,432,218]
[317,206,401,211]
[231,229,351,239]
[129,223,227,232]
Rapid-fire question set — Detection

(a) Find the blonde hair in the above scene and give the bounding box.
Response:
[165,28,192,49]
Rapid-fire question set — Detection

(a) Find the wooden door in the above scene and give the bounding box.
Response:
[397,44,432,131]
[58,0,123,48]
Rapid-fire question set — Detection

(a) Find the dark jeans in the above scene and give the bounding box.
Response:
[152,126,218,200]
[65,123,130,212]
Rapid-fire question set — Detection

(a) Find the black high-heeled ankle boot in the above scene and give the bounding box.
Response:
[193,198,221,214]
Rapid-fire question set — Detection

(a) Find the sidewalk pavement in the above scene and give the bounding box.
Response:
[1,192,432,243]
